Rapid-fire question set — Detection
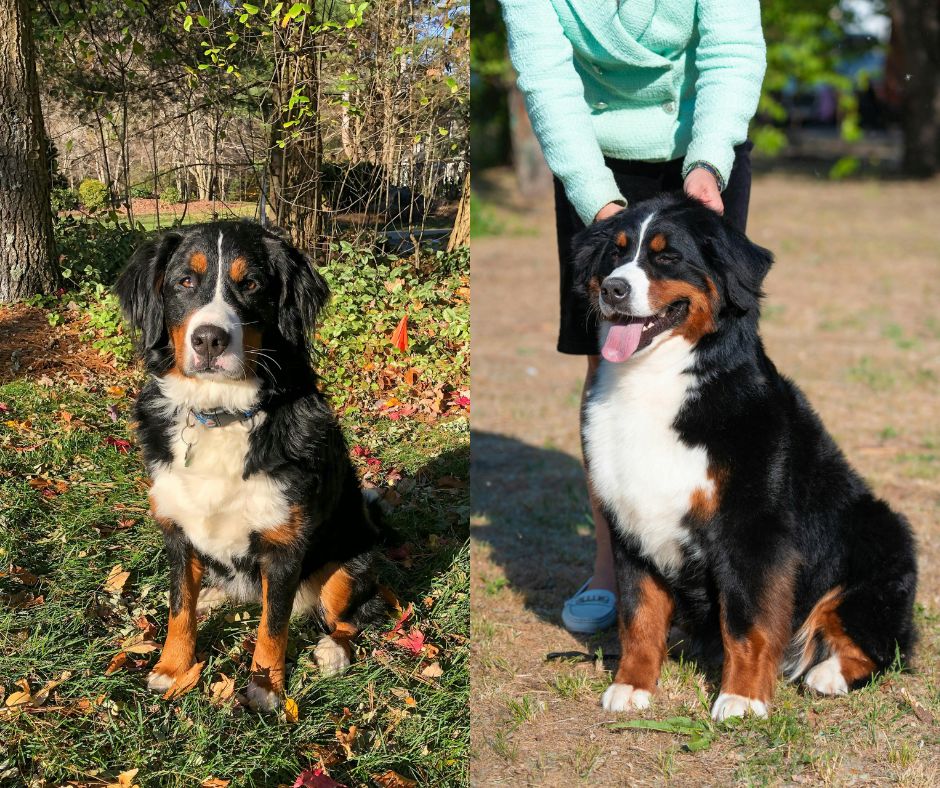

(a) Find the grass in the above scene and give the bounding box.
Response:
[0,350,468,783]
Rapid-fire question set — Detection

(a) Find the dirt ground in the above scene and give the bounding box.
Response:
[470,173,940,786]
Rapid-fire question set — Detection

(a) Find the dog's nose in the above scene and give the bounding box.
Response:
[601,277,630,303]
[190,324,230,360]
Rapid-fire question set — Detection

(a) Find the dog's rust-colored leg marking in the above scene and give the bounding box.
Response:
[259,505,303,549]
[719,567,794,703]
[250,573,290,693]
[688,465,728,524]
[152,552,203,682]
[614,575,675,692]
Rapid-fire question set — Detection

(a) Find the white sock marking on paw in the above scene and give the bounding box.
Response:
[245,679,281,712]
[314,635,351,677]
[711,693,768,721]
[804,655,848,696]
[146,671,175,693]
[196,586,228,615]
[601,683,651,712]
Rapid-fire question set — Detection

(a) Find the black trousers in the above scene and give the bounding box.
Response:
[555,141,754,355]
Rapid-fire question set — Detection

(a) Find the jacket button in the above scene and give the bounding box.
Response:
[592,100,609,111]
[662,99,677,114]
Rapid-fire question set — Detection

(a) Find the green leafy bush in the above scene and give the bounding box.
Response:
[129,184,153,199]
[78,178,109,211]
[50,186,79,213]
[160,184,181,203]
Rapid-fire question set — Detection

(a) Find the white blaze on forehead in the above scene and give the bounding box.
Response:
[182,230,244,371]
[605,211,656,316]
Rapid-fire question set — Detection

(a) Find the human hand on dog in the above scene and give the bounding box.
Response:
[594,202,625,223]
[684,167,724,215]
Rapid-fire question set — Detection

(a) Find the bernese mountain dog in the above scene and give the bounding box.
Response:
[115,221,387,712]
[573,195,917,721]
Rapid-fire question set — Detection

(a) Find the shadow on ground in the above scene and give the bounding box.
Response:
[470,430,602,641]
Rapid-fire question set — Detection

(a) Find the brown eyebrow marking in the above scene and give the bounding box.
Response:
[190,252,207,274]
[615,232,629,248]
[229,256,248,283]
[649,233,667,252]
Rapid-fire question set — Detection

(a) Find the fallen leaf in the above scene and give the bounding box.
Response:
[390,314,408,352]
[163,661,204,700]
[106,768,140,788]
[372,771,417,788]
[32,671,72,705]
[435,475,467,490]
[9,565,38,586]
[105,652,129,675]
[394,628,425,656]
[421,661,443,679]
[107,385,127,397]
[335,725,358,759]
[201,779,230,788]
[5,678,32,707]
[208,673,236,706]
[104,564,130,593]
[284,696,300,723]
[104,436,132,454]
[293,767,346,788]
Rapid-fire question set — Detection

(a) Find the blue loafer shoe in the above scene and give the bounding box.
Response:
[562,578,616,634]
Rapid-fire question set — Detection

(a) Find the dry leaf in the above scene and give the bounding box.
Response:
[105,652,129,675]
[372,771,417,788]
[284,696,300,723]
[421,661,443,679]
[107,768,140,788]
[200,779,231,788]
[162,661,204,700]
[335,725,358,759]
[5,678,32,707]
[208,673,236,706]
[121,632,159,654]
[104,564,130,593]
[32,671,72,706]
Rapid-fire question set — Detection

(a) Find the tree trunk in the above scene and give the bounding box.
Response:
[447,168,470,251]
[507,81,553,200]
[0,0,57,302]
[890,1,940,176]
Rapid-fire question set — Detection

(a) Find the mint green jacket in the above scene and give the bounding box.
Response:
[499,0,766,225]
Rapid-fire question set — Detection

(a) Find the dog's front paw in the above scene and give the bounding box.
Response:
[146,670,178,694]
[804,656,848,696]
[601,683,651,712]
[245,679,282,712]
[711,693,768,721]
[314,635,351,677]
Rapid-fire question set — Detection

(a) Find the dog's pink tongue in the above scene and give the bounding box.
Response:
[602,321,644,363]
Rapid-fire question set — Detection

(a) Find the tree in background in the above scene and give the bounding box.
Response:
[890,0,940,175]
[0,0,57,302]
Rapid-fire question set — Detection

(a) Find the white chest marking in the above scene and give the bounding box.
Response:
[583,335,712,573]
[149,412,288,567]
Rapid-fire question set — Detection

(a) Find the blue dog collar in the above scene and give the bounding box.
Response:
[190,407,258,428]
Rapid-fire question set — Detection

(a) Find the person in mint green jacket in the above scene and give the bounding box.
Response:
[499,0,766,634]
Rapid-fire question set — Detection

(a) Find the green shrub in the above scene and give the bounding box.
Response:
[159,184,181,203]
[51,186,79,213]
[54,215,143,288]
[77,178,110,211]
[129,184,153,199]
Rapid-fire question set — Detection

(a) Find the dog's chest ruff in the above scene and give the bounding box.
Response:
[149,412,289,565]
[583,336,711,573]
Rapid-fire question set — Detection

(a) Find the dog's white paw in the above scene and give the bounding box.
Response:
[314,635,351,677]
[245,679,281,712]
[196,586,228,615]
[601,683,651,712]
[711,693,768,721]
[804,656,848,696]
[146,671,176,694]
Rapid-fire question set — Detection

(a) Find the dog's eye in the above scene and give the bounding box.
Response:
[243,279,259,292]
[179,276,194,288]
[655,253,681,265]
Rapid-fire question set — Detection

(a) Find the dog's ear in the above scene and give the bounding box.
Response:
[571,219,618,293]
[265,235,330,346]
[114,230,183,352]
[704,219,773,312]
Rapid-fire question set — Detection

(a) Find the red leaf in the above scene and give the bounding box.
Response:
[386,543,411,562]
[390,314,408,352]
[104,436,132,454]
[387,603,413,636]
[395,628,426,655]
[293,767,346,788]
